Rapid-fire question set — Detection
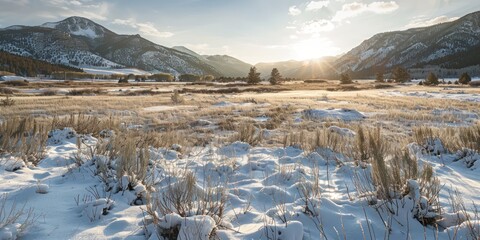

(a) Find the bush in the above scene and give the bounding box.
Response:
[203,75,215,81]
[150,73,174,82]
[67,88,107,96]
[1,80,29,86]
[118,78,128,83]
[1,95,15,106]
[171,91,184,104]
[339,73,352,84]
[0,87,15,94]
[40,90,58,96]
[179,74,201,82]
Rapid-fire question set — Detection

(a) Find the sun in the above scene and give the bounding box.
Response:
[293,37,340,60]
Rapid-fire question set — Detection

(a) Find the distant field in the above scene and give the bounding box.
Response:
[1,79,480,239]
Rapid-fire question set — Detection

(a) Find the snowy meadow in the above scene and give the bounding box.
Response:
[1,80,480,240]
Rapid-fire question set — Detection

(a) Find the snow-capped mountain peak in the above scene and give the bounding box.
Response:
[40,16,110,39]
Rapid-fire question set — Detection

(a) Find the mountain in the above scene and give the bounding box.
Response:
[173,46,252,77]
[0,50,83,77]
[0,16,226,76]
[255,57,337,79]
[334,11,480,77]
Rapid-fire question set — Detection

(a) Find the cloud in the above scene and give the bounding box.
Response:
[368,1,399,13]
[113,18,173,38]
[298,19,335,34]
[333,1,399,22]
[305,1,330,11]
[40,0,109,20]
[405,15,459,29]
[288,6,302,16]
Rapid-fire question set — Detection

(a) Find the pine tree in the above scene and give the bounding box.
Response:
[375,71,384,83]
[424,72,439,85]
[247,67,261,85]
[268,68,282,85]
[459,72,472,85]
[391,67,410,83]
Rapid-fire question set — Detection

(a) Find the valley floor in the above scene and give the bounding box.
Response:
[1,80,480,239]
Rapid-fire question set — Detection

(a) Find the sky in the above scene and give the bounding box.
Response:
[0,0,479,64]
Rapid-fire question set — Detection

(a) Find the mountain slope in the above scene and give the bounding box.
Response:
[0,50,83,77]
[0,17,222,76]
[173,46,252,77]
[335,11,480,77]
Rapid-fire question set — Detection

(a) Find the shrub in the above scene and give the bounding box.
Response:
[1,95,15,106]
[171,90,185,104]
[233,122,263,146]
[0,87,15,94]
[118,78,128,83]
[339,73,352,84]
[179,74,201,82]
[203,75,215,81]
[1,80,29,86]
[40,89,58,96]
[0,194,37,238]
[150,73,174,82]
[67,88,107,96]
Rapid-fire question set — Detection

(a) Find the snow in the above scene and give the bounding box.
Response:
[0,76,27,81]
[2,112,480,239]
[178,215,216,240]
[385,90,480,103]
[1,156,25,172]
[82,67,151,76]
[70,27,99,39]
[40,22,59,29]
[303,108,366,121]
[35,184,49,194]
[327,126,356,137]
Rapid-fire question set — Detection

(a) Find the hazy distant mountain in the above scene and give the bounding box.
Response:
[173,46,252,77]
[0,16,222,76]
[334,11,480,77]
[255,57,337,79]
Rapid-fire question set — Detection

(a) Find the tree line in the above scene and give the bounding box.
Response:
[0,51,83,77]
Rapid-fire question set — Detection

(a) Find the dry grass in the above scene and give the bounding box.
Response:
[0,117,47,164]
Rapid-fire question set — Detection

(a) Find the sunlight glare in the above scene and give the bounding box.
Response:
[293,37,340,60]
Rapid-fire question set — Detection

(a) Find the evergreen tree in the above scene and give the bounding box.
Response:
[424,72,439,85]
[375,71,384,83]
[459,72,472,85]
[268,68,282,85]
[391,66,410,83]
[247,67,261,85]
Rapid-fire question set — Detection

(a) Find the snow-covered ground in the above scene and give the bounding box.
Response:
[384,90,480,103]
[1,126,480,239]
[82,67,152,76]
